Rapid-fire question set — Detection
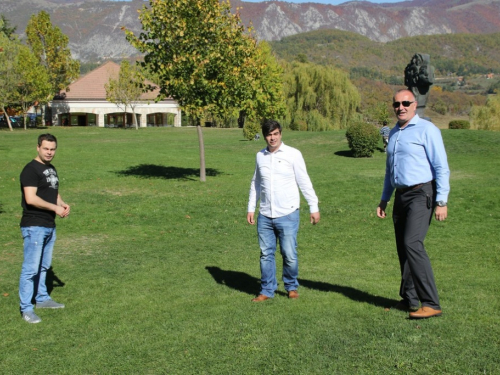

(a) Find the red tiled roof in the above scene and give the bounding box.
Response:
[60,61,164,101]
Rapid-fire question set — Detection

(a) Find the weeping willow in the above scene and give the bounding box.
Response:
[282,62,361,131]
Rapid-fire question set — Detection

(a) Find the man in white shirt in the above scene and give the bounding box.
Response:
[247,119,320,302]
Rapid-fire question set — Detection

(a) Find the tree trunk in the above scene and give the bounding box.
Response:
[132,109,138,130]
[2,108,13,132]
[196,119,206,182]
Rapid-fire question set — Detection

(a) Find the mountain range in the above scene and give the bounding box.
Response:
[1,0,500,62]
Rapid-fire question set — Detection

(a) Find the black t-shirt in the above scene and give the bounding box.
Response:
[20,159,59,228]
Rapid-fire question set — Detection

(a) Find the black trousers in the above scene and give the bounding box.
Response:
[393,182,441,309]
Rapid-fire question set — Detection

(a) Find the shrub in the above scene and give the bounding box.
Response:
[243,120,261,140]
[448,120,470,129]
[345,121,379,157]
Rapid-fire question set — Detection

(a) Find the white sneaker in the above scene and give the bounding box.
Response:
[36,299,65,309]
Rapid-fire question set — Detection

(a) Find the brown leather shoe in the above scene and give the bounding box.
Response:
[252,294,271,302]
[288,290,299,299]
[409,306,442,319]
[393,300,419,312]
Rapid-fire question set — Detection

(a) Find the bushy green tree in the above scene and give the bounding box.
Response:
[0,14,16,39]
[283,62,360,130]
[126,0,283,181]
[26,11,80,94]
[0,30,21,131]
[13,44,52,130]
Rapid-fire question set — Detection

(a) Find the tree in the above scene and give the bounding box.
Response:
[470,95,500,131]
[105,60,146,130]
[283,62,360,130]
[26,11,80,95]
[0,14,17,39]
[0,31,20,131]
[13,45,52,129]
[126,0,282,181]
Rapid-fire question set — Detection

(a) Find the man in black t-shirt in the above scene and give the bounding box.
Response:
[19,134,70,324]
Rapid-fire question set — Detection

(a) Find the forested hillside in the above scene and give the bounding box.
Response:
[270,30,500,79]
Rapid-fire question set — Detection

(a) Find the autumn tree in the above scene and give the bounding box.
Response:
[13,45,52,129]
[126,0,283,181]
[105,60,146,130]
[0,30,20,131]
[26,11,80,95]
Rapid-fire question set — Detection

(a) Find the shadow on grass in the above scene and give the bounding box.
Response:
[46,267,66,295]
[334,150,354,158]
[0,203,4,214]
[205,266,396,306]
[206,266,259,295]
[115,164,222,180]
[298,278,398,308]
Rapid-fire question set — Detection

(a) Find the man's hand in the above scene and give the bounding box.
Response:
[247,212,255,225]
[435,206,447,221]
[58,203,70,218]
[310,212,320,225]
[377,200,388,218]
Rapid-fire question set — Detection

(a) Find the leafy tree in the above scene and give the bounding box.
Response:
[26,11,80,95]
[470,95,500,131]
[0,14,17,39]
[13,44,52,130]
[126,0,281,181]
[282,61,360,130]
[0,31,21,131]
[237,41,286,128]
[105,60,146,130]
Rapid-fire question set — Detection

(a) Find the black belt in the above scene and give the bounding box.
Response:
[396,182,429,194]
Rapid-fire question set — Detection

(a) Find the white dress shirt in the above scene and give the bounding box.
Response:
[248,142,319,218]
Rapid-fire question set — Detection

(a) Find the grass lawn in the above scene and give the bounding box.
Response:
[0,126,499,374]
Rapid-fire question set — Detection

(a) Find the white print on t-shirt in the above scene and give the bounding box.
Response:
[43,168,59,189]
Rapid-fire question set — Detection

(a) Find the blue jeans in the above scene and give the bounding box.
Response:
[19,226,56,313]
[257,210,300,297]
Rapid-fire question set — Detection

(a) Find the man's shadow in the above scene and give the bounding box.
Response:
[297,278,398,308]
[31,267,65,304]
[205,266,397,308]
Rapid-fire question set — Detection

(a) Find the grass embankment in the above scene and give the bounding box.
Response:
[0,127,499,374]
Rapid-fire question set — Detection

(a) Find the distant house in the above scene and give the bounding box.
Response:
[50,61,181,127]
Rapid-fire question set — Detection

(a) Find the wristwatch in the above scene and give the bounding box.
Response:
[436,201,447,207]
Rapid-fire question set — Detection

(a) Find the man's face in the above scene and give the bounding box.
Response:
[37,140,57,164]
[393,92,417,127]
[265,128,282,152]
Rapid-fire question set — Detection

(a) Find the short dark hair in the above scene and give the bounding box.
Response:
[38,133,57,147]
[261,119,282,137]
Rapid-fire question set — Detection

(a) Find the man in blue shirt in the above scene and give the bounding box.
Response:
[377,89,450,319]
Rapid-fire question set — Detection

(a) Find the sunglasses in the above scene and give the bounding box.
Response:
[392,101,415,109]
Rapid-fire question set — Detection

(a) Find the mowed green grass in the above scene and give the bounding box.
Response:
[0,127,499,374]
